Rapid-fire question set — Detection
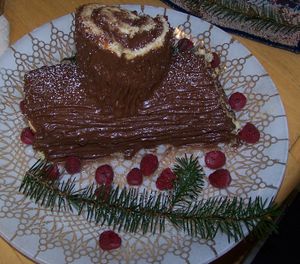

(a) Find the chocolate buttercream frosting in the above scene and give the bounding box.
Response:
[23,5,236,161]
[75,5,173,116]
[24,50,236,161]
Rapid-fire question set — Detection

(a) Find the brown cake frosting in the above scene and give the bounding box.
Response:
[75,4,173,117]
[22,5,237,161]
[24,49,236,161]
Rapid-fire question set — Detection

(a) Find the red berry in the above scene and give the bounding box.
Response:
[229,92,247,111]
[156,177,174,190]
[140,154,159,176]
[159,168,177,181]
[95,165,114,185]
[177,38,194,52]
[127,168,143,186]
[65,156,81,174]
[95,185,111,201]
[46,164,60,181]
[20,127,35,145]
[238,123,260,144]
[99,230,122,251]
[211,52,220,68]
[205,151,226,169]
[208,169,231,188]
[156,168,177,190]
[20,100,26,114]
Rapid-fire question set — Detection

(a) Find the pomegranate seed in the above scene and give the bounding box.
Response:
[238,123,260,144]
[177,38,194,52]
[20,127,35,145]
[209,169,231,188]
[65,156,81,174]
[99,230,122,251]
[95,165,114,185]
[205,151,226,169]
[127,168,143,186]
[211,52,220,68]
[229,92,247,111]
[140,154,159,176]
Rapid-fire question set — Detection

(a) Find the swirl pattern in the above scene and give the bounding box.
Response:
[75,5,173,116]
[78,4,170,59]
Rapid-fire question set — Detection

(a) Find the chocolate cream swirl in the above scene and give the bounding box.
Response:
[75,5,173,117]
[78,5,170,59]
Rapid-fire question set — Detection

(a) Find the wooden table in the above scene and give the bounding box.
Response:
[1,0,300,263]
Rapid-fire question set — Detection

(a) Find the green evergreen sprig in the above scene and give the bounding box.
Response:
[186,0,299,34]
[172,155,205,205]
[19,156,280,241]
[169,196,279,241]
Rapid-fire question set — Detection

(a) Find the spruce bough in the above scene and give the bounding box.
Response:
[19,155,280,242]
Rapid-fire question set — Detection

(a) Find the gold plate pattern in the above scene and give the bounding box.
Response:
[0,5,288,264]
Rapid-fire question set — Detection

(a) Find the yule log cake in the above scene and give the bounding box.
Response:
[23,4,237,161]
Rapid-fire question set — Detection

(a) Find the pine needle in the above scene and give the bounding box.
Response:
[19,158,281,241]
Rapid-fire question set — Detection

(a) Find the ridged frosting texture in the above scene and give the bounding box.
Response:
[75,5,173,116]
[24,52,236,161]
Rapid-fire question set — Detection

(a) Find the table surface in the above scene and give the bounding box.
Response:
[1,0,300,263]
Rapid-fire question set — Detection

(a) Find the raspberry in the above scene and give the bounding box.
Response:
[205,151,226,169]
[65,156,81,174]
[238,123,260,144]
[46,164,60,181]
[156,177,174,190]
[159,168,177,181]
[156,168,177,191]
[20,100,26,114]
[140,154,159,176]
[127,168,143,186]
[208,169,231,188]
[211,52,220,68]
[177,38,194,52]
[95,185,111,201]
[99,230,122,251]
[20,127,35,145]
[229,92,247,111]
[95,165,114,185]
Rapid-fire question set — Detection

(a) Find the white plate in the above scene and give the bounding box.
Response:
[0,5,288,264]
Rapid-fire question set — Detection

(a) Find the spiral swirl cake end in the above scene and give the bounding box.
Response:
[77,4,170,59]
[75,5,173,116]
